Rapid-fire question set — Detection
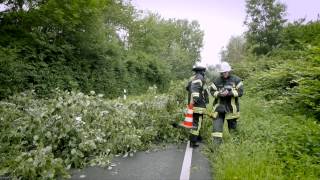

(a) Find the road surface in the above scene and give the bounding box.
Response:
[71,142,211,180]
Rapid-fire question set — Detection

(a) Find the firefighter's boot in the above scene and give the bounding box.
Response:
[190,134,199,148]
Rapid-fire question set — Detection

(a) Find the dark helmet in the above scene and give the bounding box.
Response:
[192,65,206,72]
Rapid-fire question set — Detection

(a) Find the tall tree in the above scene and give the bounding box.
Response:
[221,35,246,63]
[244,0,287,55]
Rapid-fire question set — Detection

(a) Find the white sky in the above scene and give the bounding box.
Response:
[132,0,320,65]
[1,1,319,66]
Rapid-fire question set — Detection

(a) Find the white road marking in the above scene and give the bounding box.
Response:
[180,141,193,180]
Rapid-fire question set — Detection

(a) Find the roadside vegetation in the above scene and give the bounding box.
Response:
[207,0,320,179]
[1,0,319,179]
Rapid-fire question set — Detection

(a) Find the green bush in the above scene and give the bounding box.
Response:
[244,46,320,118]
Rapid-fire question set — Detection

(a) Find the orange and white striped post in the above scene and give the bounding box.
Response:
[179,104,195,129]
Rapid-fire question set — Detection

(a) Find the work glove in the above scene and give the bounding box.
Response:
[218,90,229,97]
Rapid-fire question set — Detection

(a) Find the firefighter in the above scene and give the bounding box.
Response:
[209,62,243,145]
[186,65,208,147]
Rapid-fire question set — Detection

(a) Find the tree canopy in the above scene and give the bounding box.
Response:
[244,0,287,55]
[0,0,204,99]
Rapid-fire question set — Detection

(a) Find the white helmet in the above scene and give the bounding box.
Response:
[219,62,232,73]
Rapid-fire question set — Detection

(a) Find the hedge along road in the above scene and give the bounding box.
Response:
[70,142,211,180]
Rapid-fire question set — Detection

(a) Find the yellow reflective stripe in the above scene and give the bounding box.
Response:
[236,81,243,90]
[191,130,199,136]
[225,112,240,120]
[212,112,218,118]
[191,92,200,98]
[193,107,206,114]
[192,79,203,86]
[191,116,203,136]
[232,89,239,97]
[204,85,209,96]
[225,97,240,120]
[197,116,203,132]
[212,132,223,138]
[213,91,219,97]
[210,83,217,91]
[207,103,219,118]
[231,97,237,114]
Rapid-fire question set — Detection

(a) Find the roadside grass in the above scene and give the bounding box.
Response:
[205,96,320,180]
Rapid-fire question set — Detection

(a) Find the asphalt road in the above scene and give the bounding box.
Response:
[70,143,211,180]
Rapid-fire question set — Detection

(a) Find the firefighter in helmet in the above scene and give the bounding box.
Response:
[186,65,208,147]
[209,62,243,144]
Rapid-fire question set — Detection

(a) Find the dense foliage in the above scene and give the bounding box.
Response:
[210,1,320,178]
[0,81,188,179]
[0,0,203,99]
[238,21,320,119]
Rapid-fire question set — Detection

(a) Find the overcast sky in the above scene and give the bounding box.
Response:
[1,1,318,65]
[132,0,320,66]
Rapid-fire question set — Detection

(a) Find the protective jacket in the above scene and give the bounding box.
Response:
[209,74,243,119]
[186,73,208,111]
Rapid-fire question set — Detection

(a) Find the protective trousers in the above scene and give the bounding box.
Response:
[190,113,203,145]
[212,113,238,144]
